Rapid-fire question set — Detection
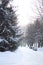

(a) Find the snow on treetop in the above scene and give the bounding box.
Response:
[0,39,3,42]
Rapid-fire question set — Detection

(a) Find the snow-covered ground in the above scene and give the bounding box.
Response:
[0,46,43,65]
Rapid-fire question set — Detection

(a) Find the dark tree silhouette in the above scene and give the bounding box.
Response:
[0,0,20,52]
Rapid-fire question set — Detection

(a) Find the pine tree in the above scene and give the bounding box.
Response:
[0,0,19,52]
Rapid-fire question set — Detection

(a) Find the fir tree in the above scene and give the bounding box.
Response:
[0,0,19,52]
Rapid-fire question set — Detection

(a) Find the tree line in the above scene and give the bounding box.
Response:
[26,19,43,51]
[0,0,43,52]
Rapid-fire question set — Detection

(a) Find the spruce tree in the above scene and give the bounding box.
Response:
[0,0,19,52]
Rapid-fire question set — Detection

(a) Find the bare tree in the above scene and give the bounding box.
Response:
[26,18,43,51]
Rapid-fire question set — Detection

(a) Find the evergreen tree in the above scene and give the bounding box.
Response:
[0,0,19,52]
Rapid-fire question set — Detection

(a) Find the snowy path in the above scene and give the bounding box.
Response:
[0,46,43,65]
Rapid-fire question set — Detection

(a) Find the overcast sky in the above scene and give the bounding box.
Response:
[11,0,41,27]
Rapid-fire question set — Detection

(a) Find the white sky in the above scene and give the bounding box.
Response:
[11,0,40,27]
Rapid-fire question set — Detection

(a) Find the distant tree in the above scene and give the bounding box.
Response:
[0,0,20,52]
[26,23,35,49]
[26,19,43,51]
